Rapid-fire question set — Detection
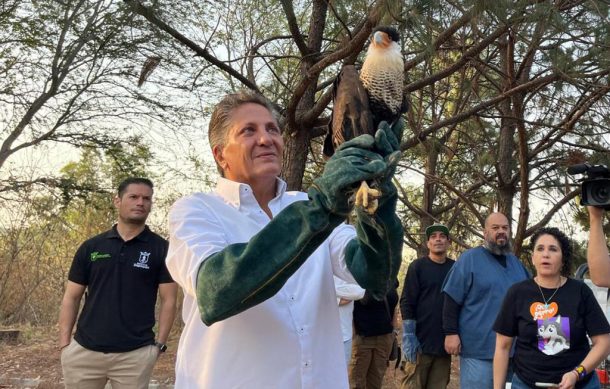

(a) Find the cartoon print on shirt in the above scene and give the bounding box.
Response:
[537,315,570,355]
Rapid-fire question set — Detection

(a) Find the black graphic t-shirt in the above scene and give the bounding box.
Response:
[493,278,610,387]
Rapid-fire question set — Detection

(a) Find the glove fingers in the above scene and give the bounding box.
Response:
[333,147,385,161]
[322,157,386,191]
[377,121,399,153]
[391,118,405,144]
[374,127,393,156]
[335,134,375,152]
[343,158,386,182]
[386,151,401,171]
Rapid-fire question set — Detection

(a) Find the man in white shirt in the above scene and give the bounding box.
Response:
[335,276,366,368]
[166,90,404,388]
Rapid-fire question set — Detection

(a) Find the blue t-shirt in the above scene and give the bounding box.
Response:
[442,246,529,359]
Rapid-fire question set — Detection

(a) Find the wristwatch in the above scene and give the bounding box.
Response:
[155,341,167,353]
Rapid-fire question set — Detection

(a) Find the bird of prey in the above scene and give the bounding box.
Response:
[323,26,407,214]
[138,56,161,87]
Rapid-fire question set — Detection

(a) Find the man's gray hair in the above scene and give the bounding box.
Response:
[208,90,278,176]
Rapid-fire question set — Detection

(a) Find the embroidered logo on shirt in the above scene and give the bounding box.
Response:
[537,315,570,355]
[133,251,151,269]
[530,301,558,320]
[90,252,111,262]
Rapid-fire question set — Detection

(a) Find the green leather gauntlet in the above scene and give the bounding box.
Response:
[310,135,388,216]
[345,120,405,300]
[197,135,387,325]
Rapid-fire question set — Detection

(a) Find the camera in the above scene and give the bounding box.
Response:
[568,163,610,210]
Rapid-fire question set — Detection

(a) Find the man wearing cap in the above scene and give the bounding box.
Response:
[400,223,454,389]
[441,212,529,389]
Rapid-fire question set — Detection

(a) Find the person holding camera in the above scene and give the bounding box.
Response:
[587,206,610,287]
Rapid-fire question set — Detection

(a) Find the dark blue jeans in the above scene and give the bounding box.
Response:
[511,371,600,389]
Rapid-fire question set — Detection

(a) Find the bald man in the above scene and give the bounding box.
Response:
[441,213,529,389]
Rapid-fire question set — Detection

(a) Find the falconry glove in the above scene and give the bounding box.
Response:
[345,119,404,300]
[402,319,421,363]
[373,119,404,191]
[196,136,387,326]
[310,135,388,216]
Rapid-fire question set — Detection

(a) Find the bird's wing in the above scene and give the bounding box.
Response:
[323,65,374,158]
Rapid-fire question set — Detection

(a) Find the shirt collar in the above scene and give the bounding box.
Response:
[106,224,151,242]
[215,176,287,208]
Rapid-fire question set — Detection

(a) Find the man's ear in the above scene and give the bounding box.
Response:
[213,145,227,171]
[113,195,120,209]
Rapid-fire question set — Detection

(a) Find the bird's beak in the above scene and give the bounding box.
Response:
[374,31,384,45]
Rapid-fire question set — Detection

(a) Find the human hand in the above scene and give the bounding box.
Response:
[444,334,461,355]
[556,370,577,389]
[588,205,605,222]
[310,135,386,216]
[402,320,421,363]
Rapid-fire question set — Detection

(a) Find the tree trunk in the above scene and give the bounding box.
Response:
[281,0,328,191]
[282,128,310,191]
[496,33,516,221]
[418,142,439,257]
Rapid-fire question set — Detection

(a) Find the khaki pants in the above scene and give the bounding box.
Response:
[61,340,158,389]
[349,333,394,389]
[401,353,451,389]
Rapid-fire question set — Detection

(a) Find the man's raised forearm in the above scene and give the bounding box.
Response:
[587,207,610,287]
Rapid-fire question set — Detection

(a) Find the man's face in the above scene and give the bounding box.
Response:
[427,231,449,256]
[114,183,153,225]
[213,103,284,185]
[484,213,511,252]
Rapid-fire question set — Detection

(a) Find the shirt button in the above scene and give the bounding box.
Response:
[304,361,310,367]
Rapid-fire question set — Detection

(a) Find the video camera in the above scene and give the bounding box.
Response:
[568,163,610,210]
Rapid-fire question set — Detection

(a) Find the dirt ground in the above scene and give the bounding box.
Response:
[0,326,175,389]
[0,326,459,388]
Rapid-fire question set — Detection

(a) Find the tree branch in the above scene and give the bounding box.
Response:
[124,0,259,92]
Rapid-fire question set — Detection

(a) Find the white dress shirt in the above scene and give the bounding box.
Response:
[334,276,365,342]
[167,177,360,388]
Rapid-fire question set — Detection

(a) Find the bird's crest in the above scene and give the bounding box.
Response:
[372,26,400,43]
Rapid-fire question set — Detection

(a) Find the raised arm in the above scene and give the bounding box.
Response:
[170,136,388,326]
[587,206,610,287]
[344,120,404,299]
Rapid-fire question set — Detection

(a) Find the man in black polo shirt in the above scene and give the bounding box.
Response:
[400,223,454,389]
[58,177,177,389]
[349,279,399,389]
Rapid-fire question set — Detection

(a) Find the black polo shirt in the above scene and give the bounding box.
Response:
[69,225,173,352]
[353,281,399,337]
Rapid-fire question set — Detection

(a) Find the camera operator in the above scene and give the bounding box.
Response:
[587,206,610,287]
